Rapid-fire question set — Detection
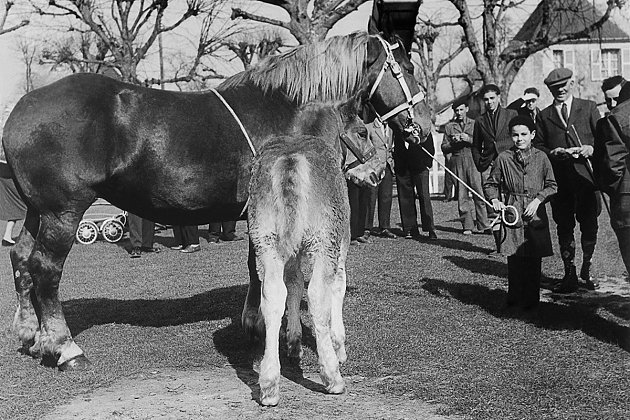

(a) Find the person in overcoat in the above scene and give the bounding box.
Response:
[366,119,397,239]
[442,96,489,234]
[534,67,601,292]
[393,130,437,240]
[485,115,557,309]
[593,81,630,279]
[472,84,518,254]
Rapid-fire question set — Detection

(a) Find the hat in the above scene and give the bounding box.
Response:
[522,92,538,101]
[544,68,572,87]
[452,95,469,109]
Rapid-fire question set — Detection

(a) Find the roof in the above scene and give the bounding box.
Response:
[512,0,630,44]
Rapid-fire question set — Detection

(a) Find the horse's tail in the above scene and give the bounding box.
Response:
[270,153,311,258]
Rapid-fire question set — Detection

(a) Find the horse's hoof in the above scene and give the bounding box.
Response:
[260,392,280,407]
[326,378,346,395]
[59,354,91,371]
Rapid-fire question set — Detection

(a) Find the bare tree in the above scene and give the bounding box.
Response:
[0,0,29,36]
[420,0,628,94]
[35,0,235,85]
[223,28,285,69]
[231,0,369,44]
[16,38,37,92]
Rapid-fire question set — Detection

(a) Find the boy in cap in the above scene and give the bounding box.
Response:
[534,67,602,292]
[442,96,489,234]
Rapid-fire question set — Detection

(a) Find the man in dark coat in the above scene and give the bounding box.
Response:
[593,81,630,280]
[508,87,542,124]
[472,84,518,255]
[534,67,601,292]
[601,75,626,112]
[393,130,437,240]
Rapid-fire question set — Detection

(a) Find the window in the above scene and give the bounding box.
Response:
[601,49,621,79]
[552,50,564,68]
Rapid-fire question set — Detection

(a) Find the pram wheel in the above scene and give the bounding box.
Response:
[101,219,125,243]
[76,221,99,245]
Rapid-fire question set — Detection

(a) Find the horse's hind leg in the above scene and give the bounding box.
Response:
[285,256,304,359]
[242,238,265,341]
[330,250,348,364]
[10,208,40,354]
[258,251,287,406]
[27,211,90,369]
[307,253,345,394]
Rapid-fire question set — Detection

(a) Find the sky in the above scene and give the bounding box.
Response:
[0,0,373,117]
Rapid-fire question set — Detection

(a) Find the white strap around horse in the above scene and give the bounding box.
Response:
[210,88,256,157]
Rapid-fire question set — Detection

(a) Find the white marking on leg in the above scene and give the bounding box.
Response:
[258,252,287,406]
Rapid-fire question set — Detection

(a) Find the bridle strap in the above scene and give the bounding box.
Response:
[210,88,257,157]
[368,36,426,124]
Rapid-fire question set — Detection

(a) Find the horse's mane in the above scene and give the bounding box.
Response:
[219,32,370,105]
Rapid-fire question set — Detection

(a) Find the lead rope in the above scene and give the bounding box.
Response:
[210,88,255,218]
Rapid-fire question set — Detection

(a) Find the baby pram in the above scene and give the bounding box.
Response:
[75,199,127,245]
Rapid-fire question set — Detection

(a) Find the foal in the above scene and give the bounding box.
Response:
[247,99,371,406]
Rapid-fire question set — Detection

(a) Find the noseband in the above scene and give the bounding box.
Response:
[367,37,426,141]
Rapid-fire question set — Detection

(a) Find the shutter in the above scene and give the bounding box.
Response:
[591,49,602,81]
[622,48,630,78]
[564,50,574,71]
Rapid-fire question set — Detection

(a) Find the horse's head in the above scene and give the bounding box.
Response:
[336,96,385,188]
[364,34,432,146]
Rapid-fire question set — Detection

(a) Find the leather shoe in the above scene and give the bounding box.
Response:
[170,245,184,250]
[130,247,142,258]
[220,233,245,242]
[579,278,599,290]
[357,235,371,244]
[181,244,200,253]
[554,267,578,293]
[428,231,438,240]
[140,246,160,253]
[379,229,397,239]
[2,238,15,246]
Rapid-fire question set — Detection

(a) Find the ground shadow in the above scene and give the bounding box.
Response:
[444,255,507,278]
[419,277,630,352]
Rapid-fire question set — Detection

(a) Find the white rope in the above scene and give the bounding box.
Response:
[210,88,256,157]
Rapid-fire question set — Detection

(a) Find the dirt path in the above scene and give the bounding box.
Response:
[42,366,463,420]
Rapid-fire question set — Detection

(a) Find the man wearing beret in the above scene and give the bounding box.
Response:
[593,81,630,282]
[534,67,601,292]
[472,84,518,255]
[443,96,489,235]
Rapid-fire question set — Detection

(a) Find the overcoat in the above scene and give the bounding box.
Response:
[484,147,557,257]
[594,100,630,230]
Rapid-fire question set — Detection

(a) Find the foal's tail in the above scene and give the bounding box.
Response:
[270,153,311,258]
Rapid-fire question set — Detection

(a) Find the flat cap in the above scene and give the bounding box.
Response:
[544,68,572,87]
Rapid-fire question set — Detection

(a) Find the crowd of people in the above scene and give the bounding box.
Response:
[1,67,628,313]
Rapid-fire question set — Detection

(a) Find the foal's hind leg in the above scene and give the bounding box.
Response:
[242,239,265,341]
[258,251,287,406]
[10,208,40,354]
[308,254,345,394]
[330,250,348,364]
[285,256,304,359]
[26,211,90,369]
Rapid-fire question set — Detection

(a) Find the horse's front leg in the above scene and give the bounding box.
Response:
[27,212,90,370]
[242,238,265,341]
[10,209,40,354]
[258,252,287,406]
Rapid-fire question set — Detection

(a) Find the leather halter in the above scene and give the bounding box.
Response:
[368,37,425,139]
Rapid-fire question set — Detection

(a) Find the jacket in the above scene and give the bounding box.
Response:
[472,107,518,172]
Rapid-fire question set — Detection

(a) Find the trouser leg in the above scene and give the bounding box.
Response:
[522,257,542,309]
[181,225,199,246]
[614,227,630,277]
[377,167,394,229]
[414,169,434,232]
[128,213,143,248]
[506,256,522,306]
[395,169,419,234]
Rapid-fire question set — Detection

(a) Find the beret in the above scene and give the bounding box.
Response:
[544,68,572,87]
[452,95,469,109]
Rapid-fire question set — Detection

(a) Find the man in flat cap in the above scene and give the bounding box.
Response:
[442,96,489,235]
[472,84,518,255]
[534,67,601,292]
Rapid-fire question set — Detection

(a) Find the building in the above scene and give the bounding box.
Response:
[508,1,630,112]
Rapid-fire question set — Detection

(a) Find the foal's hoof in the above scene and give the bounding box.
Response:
[59,354,92,371]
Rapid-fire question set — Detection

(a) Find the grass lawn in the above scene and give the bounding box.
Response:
[0,198,629,419]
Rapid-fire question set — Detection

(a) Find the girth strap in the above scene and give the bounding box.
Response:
[210,88,256,157]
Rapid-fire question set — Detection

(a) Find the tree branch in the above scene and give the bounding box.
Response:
[230,7,289,29]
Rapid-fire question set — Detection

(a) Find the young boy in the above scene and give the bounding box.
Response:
[484,115,558,309]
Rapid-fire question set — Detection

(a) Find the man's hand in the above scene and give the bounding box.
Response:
[459,133,470,143]
[550,147,571,160]
[523,198,541,219]
[578,144,594,158]
[491,198,505,212]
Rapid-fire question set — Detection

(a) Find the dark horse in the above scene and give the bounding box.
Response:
[3,32,431,370]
